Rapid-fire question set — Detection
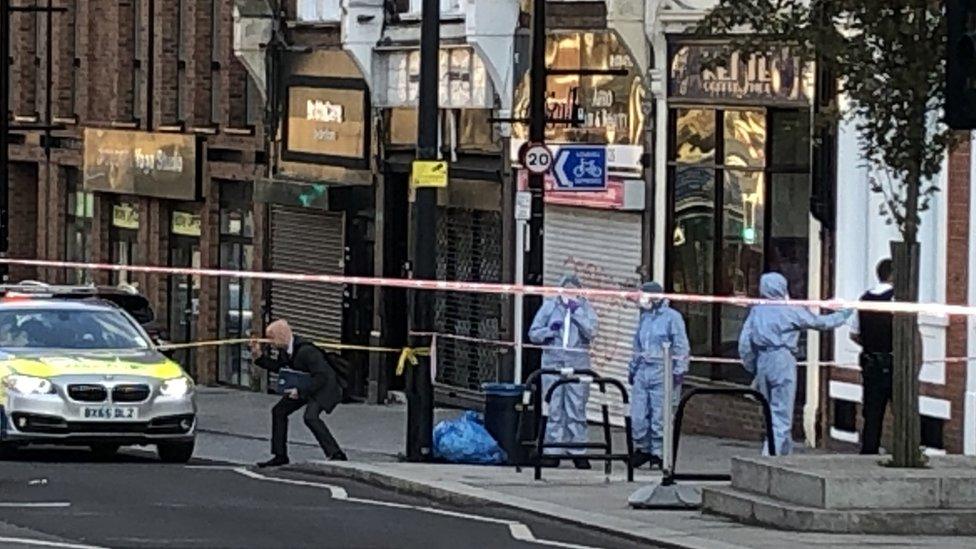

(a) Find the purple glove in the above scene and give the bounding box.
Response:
[550,321,563,332]
[568,299,580,313]
[673,373,685,387]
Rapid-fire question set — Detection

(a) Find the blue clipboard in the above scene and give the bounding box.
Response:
[276,368,312,395]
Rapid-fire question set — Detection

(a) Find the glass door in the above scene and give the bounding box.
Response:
[110,230,138,288]
[169,238,201,370]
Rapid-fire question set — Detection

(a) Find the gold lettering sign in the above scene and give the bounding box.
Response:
[171,211,202,237]
[83,129,198,200]
[112,204,140,230]
[286,86,366,160]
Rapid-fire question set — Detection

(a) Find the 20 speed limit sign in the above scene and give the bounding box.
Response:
[522,143,554,175]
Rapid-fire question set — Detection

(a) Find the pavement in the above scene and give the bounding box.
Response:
[192,387,976,549]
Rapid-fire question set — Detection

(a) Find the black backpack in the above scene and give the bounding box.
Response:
[294,340,351,393]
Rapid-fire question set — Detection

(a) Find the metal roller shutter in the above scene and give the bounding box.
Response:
[269,205,346,344]
[434,207,504,392]
[544,205,643,424]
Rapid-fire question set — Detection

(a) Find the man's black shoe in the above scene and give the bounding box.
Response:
[573,458,592,470]
[330,451,348,462]
[538,457,560,468]
[630,451,652,469]
[649,455,664,469]
[257,456,290,468]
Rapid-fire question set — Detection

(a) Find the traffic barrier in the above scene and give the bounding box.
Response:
[515,368,634,482]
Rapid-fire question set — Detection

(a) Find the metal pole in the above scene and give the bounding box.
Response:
[525,1,546,279]
[405,0,440,462]
[661,341,674,479]
[513,218,525,382]
[0,0,10,282]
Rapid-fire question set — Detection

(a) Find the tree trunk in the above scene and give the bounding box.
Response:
[889,240,923,467]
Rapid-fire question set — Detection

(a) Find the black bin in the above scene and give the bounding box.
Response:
[482,383,525,465]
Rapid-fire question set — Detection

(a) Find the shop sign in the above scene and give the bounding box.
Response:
[112,203,140,230]
[669,43,813,105]
[410,160,448,188]
[83,129,198,201]
[284,80,369,167]
[172,211,202,237]
[517,170,643,211]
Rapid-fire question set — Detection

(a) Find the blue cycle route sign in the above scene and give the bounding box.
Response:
[553,145,608,191]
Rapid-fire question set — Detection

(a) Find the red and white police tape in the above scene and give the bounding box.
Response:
[3,257,976,318]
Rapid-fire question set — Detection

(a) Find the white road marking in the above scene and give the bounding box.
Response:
[0,537,106,549]
[232,467,599,549]
[0,502,71,508]
[232,466,349,499]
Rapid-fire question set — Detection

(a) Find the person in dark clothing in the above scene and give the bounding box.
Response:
[850,259,894,455]
[252,320,347,467]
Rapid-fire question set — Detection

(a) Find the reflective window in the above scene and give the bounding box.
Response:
[674,109,716,164]
[723,110,766,168]
[667,107,812,383]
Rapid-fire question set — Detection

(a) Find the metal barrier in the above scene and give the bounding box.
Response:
[515,368,634,481]
[667,387,777,484]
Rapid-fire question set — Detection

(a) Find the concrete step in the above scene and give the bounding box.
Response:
[729,454,976,510]
[702,485,976,535]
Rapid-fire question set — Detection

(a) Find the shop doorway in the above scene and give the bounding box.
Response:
[169,237,201,371]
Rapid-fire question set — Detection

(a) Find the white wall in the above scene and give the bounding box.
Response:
[832,114,952,442]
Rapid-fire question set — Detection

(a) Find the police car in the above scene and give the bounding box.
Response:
[0,283,196,462]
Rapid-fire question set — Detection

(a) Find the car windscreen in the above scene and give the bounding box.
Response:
[0,309,151,350]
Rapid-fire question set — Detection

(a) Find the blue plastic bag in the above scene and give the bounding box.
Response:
[433,411,507,465]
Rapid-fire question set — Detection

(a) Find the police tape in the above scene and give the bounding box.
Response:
[3,257,976,318]
[155,337,431,377]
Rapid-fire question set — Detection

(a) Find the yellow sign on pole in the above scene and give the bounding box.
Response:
[410,160,448,188]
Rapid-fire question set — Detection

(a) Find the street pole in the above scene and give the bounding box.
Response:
[405,0,439,462]
[0,0,10,283]
[516,0,546,384]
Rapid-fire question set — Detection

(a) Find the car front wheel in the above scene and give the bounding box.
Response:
[157,440,195,463]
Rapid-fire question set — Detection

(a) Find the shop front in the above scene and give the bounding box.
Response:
[664,41,816,385]
[374,43,506,404]
[260,49,375,396]
[82,127,204,376]
[511,29,647,422]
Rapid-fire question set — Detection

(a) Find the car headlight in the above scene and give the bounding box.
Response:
[3,374,55,395]
[160,376,193,398]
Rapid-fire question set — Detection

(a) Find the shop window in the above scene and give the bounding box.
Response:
[110,202,140,288]
[675,109,716,164]
[65,174,94,285]
[667,107,812,383]
[384,48,489,109]
[833,399,857,432]
[297,0,342,21]
[920,415,945,450]
[217,182,255,387]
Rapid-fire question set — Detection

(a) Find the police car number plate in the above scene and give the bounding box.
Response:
[82,406,139,421]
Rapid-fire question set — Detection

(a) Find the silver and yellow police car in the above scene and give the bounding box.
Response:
[0,284,196,462]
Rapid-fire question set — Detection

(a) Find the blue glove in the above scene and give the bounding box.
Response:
[673,373,685,387]
[550,321,563,332]
[841,308,855,320]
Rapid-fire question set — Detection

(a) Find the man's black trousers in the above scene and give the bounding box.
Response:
[271,397,342,458]
[860,352,893,455]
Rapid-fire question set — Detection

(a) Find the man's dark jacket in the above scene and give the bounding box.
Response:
[256,336,343,413]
